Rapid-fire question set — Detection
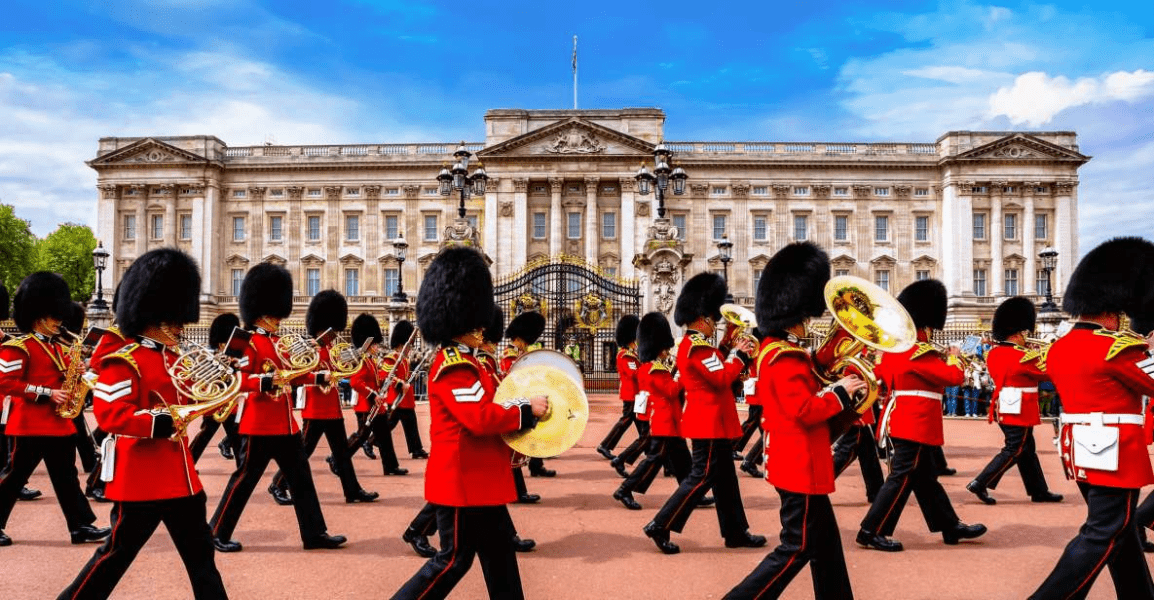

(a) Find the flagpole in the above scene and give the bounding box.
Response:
[572,35,578,110]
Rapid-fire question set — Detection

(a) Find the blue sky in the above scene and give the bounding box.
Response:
[1,0,1152,253]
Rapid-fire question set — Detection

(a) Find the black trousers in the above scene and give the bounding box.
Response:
[392,505,524,600]
[209,434,328,542]
[0,424,9,473]
[1030,484,1154,600]
[724,490,853,600]
[348,414,400,471]
[598,401,640,451]
[410,502,439,537]
[860,438,958,536]
[1138,491,1154,532]
[651,439,750,539]
[617,420,651,466]
[621,436,692,495]
[512,466,529,497]
[735,405,763,453]
[832,425,884,501]
[389,408,426,455]
[973,424,1050,496]
[189,413,241,465]
[743,434,764,467]
[58,491,228,600]
[0,435,96,531]
[273,419,363,499]
[72,415,98,474]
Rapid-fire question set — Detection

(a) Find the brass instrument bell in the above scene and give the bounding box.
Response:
[499,349,588,458]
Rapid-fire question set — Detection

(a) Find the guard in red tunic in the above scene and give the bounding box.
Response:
[725,241,861,600]
[1030,237,1154,600]
[736,331,767,479]
[188,313,243,465]
[612,312,691,510]
[342,314,392,475]
[269,291,377,504]
[0,272,107,547]
[391,247,547,600]
[62,302,99,478]
[58,247,228,599]
[503,311,555,487]
[643,272,763,555]
[610,316,652,477]
[82,308,131,503]
[344,322,409,477]
[830,408,884,503]
[597,315,642,461]
[1129,315,1154,552]
[385,320,429,460]
[209,263,346,553]
[967,296,1063,505]
[0,282,43,503]
[858,279,985,552]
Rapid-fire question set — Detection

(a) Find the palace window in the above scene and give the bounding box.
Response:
[304,268,319,296]
[874,215,889,242]
[269,216,283,242]
[150,214,163,240]
[602,212,616,239]
[833,187,849,197]
[1004,213,1018,240]
[232,189,246,199]
[231,269,244,297]
[532,212,547,239]
[971,186,988,194]
[793,215,808,241]
[1003,186,1015,194]
[1035,214,1048,240]
[915,188,929,197]
[712,215,727,240]
[232,217,245,242]
[1005,269,1019,296]
[345,269,359,296]
[179,214,192,240]
[834,215,848,241]
[874,270,890,292]
[307,188,321,198]
[916,270,930,281]
[123,215,136,240]
[307,216,321,241]
[346,187,360,197]
[874,187,890,197]
[424,215,438,241]
[1036,270,1051,296]
[466,215,478,230]
[384,269,399,297]
[567,212,581,239]
[385,188,399,196]
[269,189,284,198]
[752,269,762,295]
[604,266,617,278]
[672,214,687,240]
[752,186,768,196]
[793,186,810,196]
[711,186,727,196]
[973,213,987,240]
[835,268,850,277]
[385,215,399,240]
[753,216,767,241]
[915,216,929,242]
[974,269,987,297]
[423,188,438,196]
[346,215,360,241]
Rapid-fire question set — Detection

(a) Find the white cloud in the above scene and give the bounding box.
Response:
[988,70,1154,126]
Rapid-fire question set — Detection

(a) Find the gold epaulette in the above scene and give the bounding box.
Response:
[622,348,638,360]
[502,346,520,359]
[1093,329,1149,361]
[1019,345,1048,370]
[911,342,938,361]
[433,347,478,382]
[381,353,398,373]
[757,341,806,366]
[650,360,671,373]
[106,325,124,341]
[688,333,713,348]
[1,334,31,355]
[104,344,142,376]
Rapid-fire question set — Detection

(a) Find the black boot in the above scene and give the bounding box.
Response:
[642,522,679,555]
[326,455,339,476]
[942,522,987,545]
[213,537,243,553]
[402,527,437,557]
[966,480,996,505]
[268,484,294,506]
[512,535,536,552]
[345,489,379,503]
[70,525,111,544]
[218,440,234,460]
[740,461,764,478]
[303,533,347,550]
[1031,491,1063,503]
[362,444,376,460]
[613,488,642,510]
[17,487,41,501]
[855,529,903,552]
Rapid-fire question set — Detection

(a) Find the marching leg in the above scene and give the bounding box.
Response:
[392,506,478,600]
[403,503,439,557]
[475,506,525,600]
[210,435,274,550]
[57,501,162,600]
[161,492,228,600]
[42,437,99,534]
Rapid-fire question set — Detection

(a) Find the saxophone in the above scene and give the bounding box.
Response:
[56,328,96,419]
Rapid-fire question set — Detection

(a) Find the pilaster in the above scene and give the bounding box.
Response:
[549,177,563,257]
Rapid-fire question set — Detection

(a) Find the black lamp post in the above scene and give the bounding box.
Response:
[91,241,110,312]
[437,143,488,219]
[1038,246,1058,313]
[392,232,409,302]
[635,142,688,218]
[717,234,734,303]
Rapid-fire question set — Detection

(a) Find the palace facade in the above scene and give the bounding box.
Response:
[90,108,1086,325]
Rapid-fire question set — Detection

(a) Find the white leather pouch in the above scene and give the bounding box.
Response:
[294,386,306,410]
[999,388,1023,415]
[1072,418,1120,472]
[743,378,757,397]
[634,391,649,415]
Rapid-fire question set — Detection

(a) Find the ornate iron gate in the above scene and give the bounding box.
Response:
[493,256,641,393]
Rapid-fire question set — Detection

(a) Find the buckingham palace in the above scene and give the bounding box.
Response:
[88,107,1086,327]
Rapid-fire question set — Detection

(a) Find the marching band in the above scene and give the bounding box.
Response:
[0,233,1152,599]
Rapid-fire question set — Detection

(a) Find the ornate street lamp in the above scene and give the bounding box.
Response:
[439,142,488,219]
[91,241,110,313]
[635,141,688,218]
[1038,247,1059,314]
[717,234,734,303]
[392,232,409,302]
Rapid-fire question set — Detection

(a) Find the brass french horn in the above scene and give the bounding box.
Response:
[270,332,321,393]
[164,340,244,439]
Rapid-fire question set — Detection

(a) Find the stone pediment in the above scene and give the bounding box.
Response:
[953,133,1089,163]
[88,138,212,167]
[262,254,288,266]
[477,118,654,159]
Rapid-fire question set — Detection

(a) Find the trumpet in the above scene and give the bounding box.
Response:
[926,341,977,370]
[719,304,758,352]
[164,339,243,439]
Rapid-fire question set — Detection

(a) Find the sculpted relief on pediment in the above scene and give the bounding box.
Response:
[542,126,606,154]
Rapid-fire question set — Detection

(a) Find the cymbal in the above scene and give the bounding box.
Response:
[512,349,582,384]
[498,365,588,458]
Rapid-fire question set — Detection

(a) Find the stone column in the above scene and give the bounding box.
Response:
[1022,185,1036,298]
[731,183,750,297]
[1054,181,1078,292]
[249,187,267,277]
[484,178,499,263]
[161,184,177,246]
[203,181,222,298]
[364,185,381,296]
[619,178,636,279]
[584,177,599,265]
[512,178,528,268]
[939,180,974,297]
[286,186,303,277]
[989,185,1004,297]
[549,177,563,257]
[132,185,147,258]
[188,185,207,295]
[324,186,342,293]
[403,185,421,295]
[96,185,119,288]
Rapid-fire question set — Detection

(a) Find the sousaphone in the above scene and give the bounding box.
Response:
[498,349,588,458]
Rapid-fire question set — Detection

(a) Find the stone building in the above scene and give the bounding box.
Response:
[89,107,1086,327]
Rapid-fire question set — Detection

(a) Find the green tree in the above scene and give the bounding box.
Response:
[39,223,97,302]
[0,204,40,299]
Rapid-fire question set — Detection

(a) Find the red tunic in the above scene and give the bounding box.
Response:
[676,332,746,440]
[349,355,386,414]
[1052,324,1154,488]
[876,331,965,447]
[987,343,1048,427]
[301,345,343,421]
[93,338,203,501]
[616,348,639,404]
[424,346,529,507]
[236,328,324,436]
[0,333,76,437]
[499,347,519,377]
[640,362,683,437]
[91,326,128,365]
[383,351,416,410]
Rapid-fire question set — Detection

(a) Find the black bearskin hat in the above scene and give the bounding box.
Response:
[484,308,505,345]
[1064,237,1154,318]
[1132,315,1154,337]
[391,320,415,349]
[116,248,201,338]
[637,312,675,363]
[13,272,73,333]
[674,272,727,327]
[240,262,293,328]
[898,279,948,330]
[506,311,546,345]
[0,283,8,321]
[63,302,86,336]
[306,290,348,337]
[351,313,383,347]
[615,314,640,347]
[992,296,1036,342]
[209,313,241,348]
[755,242,830,335]
[416,247,494,346]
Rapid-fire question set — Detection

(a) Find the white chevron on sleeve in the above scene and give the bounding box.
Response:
[0,358,23,374]
[94,380,133,403]
[1138,356,1154,378]
[452,381,485,403]
[702,355,723,373]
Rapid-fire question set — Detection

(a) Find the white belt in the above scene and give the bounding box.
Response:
[1061,413,1144,426]
[892,390,943,401]
[1002,386,1038,394]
